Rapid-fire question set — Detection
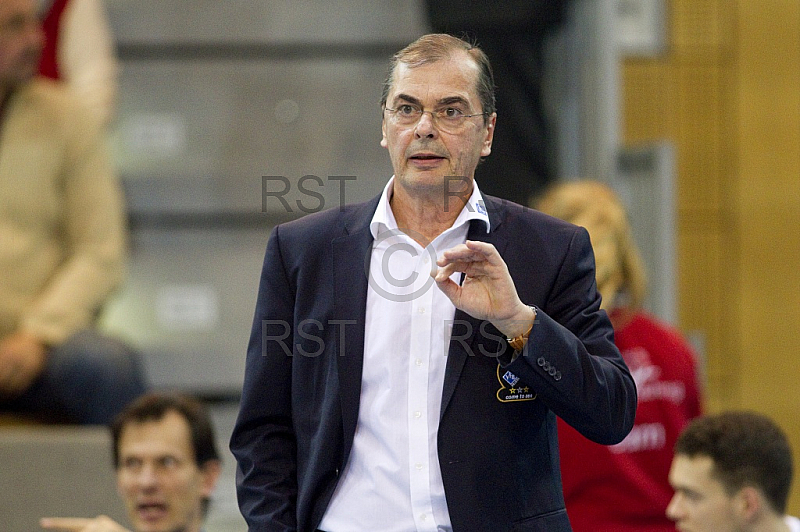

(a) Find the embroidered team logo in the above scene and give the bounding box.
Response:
[502,371,519,387]
[496,365,536,403]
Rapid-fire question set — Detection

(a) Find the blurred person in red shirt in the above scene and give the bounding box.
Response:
[536,180,704,532]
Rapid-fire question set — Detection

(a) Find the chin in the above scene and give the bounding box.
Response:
[132,518,170,532]
[408,170,467,189]
[397,173,441,191]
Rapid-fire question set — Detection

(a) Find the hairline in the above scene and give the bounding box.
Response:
[380,36,495,125]
[384,54,487,118]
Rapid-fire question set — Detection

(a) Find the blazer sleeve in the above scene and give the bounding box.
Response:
[506,226,637,444]
[230,225,299,531]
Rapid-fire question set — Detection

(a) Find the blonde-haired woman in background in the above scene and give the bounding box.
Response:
[536,180,703,532]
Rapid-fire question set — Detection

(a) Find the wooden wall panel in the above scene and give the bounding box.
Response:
[675,224,733,410]
[622,0,735,409]
[623,0,800,514]
[622,62,677,141]
[675,64,724,210]
[671,0,733,58]
[735,0,800,513]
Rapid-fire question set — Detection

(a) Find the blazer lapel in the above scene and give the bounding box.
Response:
[332,197,379,458]
[440,195,510,420]
[333,194,514,434]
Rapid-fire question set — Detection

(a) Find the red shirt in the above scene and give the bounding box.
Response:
[558,311,703,531]
[38,0,71,80]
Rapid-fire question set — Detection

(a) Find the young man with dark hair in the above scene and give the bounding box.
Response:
[667,411,799,532]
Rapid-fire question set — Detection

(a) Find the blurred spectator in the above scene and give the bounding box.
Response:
[37,0,118,125]
[0,0,144,424]
[536,180,703,531]
[667,411,799,532]
[41,392,223,532]
[426,0,572,205]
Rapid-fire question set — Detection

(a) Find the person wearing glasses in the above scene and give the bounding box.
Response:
[231,33,637,532]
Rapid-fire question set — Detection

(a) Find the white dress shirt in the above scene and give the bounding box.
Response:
[318,178,490,532]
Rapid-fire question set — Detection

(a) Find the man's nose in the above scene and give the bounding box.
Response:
[134,464,160,488]
[665,493,683,521]
[414,111,438,138]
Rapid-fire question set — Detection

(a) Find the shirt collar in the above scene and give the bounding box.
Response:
[369,177,491,239]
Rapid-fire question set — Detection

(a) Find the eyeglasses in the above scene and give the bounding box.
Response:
[383,104,487,133]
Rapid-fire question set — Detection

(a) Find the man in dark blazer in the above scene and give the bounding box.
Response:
[230,34,637,532]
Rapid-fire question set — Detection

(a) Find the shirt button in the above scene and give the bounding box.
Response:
[421,514,428,521]
[414,411,421,418]
[415,358,423,366]
[415,463,423,470]
[418,307,426,314]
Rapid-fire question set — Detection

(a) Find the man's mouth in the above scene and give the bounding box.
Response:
[409,152,447,164]
[136,502,168,522]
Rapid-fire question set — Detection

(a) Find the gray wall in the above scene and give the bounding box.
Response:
[101,1,429,394]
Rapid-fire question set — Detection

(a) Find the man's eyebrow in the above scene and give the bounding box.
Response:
[392,94,471,108]
[393,93,422,106]
[438,96,470,107]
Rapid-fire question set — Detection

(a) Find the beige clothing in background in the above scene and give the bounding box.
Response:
[0,78,126,345]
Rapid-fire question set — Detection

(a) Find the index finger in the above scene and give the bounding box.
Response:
[438,240,498,264]
[40,517,92,531]
[464,240,500,257]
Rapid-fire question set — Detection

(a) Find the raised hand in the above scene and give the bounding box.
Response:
[433,240,535,339]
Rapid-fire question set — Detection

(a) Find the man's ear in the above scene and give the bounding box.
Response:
[480,113,497,158]
[200,459,222,498]
[735,486,764,522]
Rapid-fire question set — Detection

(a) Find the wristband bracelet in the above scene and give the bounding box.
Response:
[506,306,537,352]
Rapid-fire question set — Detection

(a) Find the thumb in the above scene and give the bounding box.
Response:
[432,270,459,304]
